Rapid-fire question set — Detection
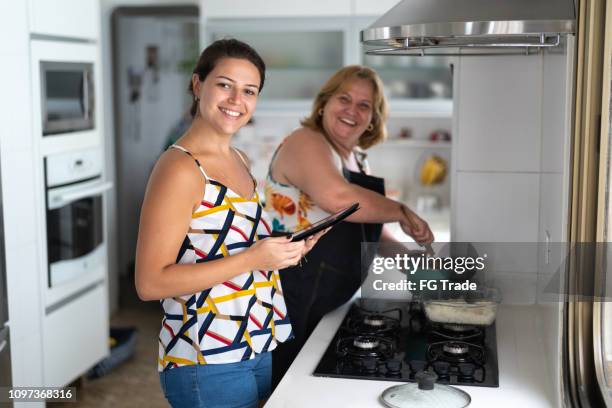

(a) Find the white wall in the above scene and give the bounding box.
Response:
[0,2,45,405]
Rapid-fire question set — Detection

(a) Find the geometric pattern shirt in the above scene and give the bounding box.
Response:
[158,145,292,371]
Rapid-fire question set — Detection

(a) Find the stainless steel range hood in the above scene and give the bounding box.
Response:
[361,0,576,56]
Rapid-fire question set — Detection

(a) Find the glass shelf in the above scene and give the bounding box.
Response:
[362,51,453,100]
[208,30,344,101]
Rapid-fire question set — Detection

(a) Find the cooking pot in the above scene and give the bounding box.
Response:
[421,287,501,326]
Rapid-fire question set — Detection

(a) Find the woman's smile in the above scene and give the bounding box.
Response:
[323,78,374,149]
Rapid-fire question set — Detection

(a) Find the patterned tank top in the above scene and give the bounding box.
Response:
[264,138,368,232]
[158,144,292,371]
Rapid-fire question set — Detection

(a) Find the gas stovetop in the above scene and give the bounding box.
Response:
[312,299,499,387]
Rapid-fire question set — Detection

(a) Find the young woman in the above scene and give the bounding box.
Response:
[135,39,324,408]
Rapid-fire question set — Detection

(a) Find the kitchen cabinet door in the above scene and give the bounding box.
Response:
[28,0,100,40]
[204,18,350,107]
[43,282,108,387]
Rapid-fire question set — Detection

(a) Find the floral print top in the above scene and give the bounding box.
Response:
[264,138,367,232]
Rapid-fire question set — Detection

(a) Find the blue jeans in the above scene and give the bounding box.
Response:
[159,352,272,408]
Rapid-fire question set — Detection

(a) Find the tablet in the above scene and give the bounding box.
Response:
[289,202,360,241]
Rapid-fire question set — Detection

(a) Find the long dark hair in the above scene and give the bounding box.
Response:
[188,38,266,118]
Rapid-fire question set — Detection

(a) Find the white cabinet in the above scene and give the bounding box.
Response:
[27,0,100,40]
[43,282,108,387]
[202,0,351,18]
[455,55,542,173]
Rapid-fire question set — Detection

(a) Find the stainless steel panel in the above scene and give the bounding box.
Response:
[0,327,11,388]
[0,161,7,326]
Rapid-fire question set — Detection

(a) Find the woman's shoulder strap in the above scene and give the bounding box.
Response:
[168,144,209,180]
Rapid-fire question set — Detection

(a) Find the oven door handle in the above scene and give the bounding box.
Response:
[54,181,113,206]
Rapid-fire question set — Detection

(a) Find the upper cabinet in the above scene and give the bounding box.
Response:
[204,19,349,106]
[28,0,100,41]
[203,9,452,117]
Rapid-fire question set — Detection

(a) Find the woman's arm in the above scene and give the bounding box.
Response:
[135,151,305,301]
[274,128,432,244]
[276,129,406,223]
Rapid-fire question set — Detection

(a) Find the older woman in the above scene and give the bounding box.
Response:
[265,65,434,386]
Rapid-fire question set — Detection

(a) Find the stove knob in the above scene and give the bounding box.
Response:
[408,360,426,373]
[385,359,402,375]
[458,363,476,382]
[363,358,378,373]
[432,361,451,380]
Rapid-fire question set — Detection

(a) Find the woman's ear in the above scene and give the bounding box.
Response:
[192,74,201,97]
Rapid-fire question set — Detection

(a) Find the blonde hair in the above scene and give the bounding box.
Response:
[301,65,388,149]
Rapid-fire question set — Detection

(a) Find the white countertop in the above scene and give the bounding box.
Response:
[266,298,557,408]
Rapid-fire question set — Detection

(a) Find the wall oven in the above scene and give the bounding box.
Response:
[45,149,111,289]
[40,61,95,136]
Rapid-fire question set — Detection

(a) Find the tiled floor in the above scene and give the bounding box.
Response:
[49,278,168,408]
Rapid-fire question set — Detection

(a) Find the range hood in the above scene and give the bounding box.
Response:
[361,0,576,56]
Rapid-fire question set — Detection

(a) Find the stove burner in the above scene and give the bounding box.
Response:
[336,335,395,365]
[432,324,484,342]
[443,342,469,356]
[443,324,475,332]
[427,341,486,366]
[354,337,380,350]
[345,308,401,337]
[364,315,386,327]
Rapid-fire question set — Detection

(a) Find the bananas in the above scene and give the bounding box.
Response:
[420,155,447,186]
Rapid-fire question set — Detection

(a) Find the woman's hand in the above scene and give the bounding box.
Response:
[399,205,434,245]
[301,227,330,257]
[246,237,306,270]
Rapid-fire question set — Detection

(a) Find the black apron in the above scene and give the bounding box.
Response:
[272,166,385,389]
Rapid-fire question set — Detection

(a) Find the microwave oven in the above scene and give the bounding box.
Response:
[40,61,95,136]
